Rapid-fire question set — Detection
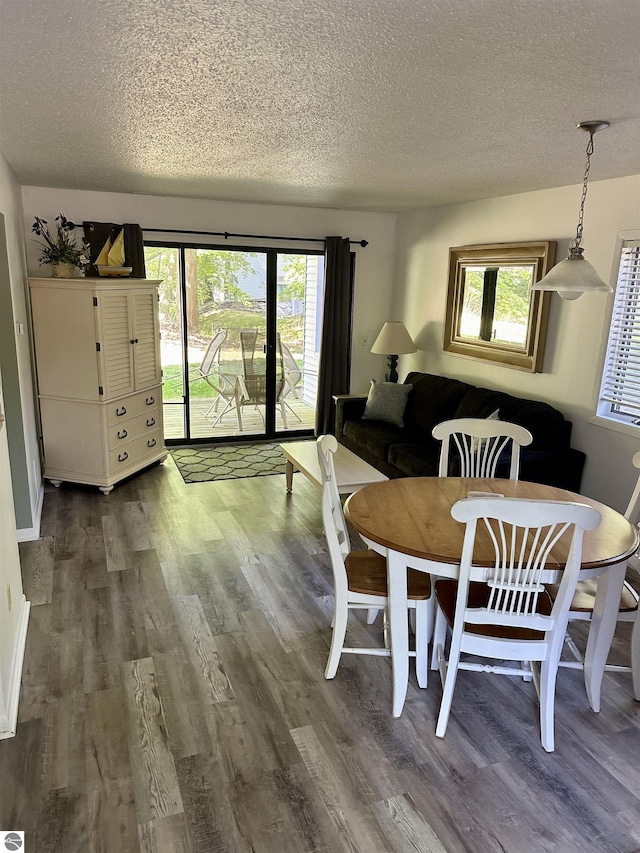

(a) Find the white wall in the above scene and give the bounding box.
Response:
[0,153,42,537]
[21,187,398,394]
[394,174,640,511]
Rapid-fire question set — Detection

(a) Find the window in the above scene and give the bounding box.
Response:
[597,237,640,428]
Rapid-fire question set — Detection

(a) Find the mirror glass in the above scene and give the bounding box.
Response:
[444,242,555,372]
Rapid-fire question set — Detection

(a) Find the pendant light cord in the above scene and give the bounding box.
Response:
[573,131,595,253]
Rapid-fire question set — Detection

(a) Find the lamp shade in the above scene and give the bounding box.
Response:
[371,322,417,355]
[532,251,612,301]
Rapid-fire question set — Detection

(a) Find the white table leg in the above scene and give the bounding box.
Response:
[285,459,294,492]
[584,561,626,712]
[388,549,410,717]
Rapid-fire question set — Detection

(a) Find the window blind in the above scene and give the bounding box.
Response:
[599,241,640,417]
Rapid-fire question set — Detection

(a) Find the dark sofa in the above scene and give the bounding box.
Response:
[335,371,586,491]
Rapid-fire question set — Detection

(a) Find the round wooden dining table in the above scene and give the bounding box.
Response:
[344,476,639,718]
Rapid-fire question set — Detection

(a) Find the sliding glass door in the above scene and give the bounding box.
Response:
[144,243,322,444]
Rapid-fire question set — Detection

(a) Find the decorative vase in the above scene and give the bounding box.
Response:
[51,262,75,278]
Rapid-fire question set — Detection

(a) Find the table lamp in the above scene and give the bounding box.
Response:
[371,321,417,382]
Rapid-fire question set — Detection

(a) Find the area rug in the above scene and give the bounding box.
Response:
[171,442,289,483]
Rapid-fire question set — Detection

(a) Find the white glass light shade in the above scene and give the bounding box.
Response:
[371,321,417,354]
[532,252,612,301]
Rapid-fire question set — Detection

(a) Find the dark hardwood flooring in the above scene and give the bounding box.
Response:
[3,457,640,852]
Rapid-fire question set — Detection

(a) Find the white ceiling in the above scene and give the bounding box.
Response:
[1,0,638,213]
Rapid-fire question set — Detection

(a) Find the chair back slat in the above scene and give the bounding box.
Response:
[480,516,573,629]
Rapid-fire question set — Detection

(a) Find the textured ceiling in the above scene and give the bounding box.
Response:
[0,0,638,212]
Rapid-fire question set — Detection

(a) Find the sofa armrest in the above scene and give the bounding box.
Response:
[333,394,368,440]
[519,447,586,492]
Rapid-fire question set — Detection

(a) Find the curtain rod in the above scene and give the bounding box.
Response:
[141,227,368,247]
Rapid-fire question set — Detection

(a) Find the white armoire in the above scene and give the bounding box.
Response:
[29,277,167,494]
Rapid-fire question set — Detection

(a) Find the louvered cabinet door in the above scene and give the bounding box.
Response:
[95,289,135,398]
[131,288,162,390]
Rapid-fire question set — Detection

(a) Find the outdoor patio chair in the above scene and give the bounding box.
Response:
[236,330,288,430]
[188,329,237,427]
[280,337,302,422]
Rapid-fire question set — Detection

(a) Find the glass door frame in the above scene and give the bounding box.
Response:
[146,239,325,446]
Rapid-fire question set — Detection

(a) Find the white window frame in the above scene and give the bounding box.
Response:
[593,231,640,436]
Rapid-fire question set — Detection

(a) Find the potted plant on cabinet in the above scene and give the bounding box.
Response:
[32,213,90,277]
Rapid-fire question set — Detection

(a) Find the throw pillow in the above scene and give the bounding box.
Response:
[362,380,412,428]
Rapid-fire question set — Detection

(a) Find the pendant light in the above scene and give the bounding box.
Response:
[533,121,613,300]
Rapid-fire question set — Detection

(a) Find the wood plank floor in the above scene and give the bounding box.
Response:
[3,457,640,852]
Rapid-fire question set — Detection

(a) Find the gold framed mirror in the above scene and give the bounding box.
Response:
[443,241,556,372]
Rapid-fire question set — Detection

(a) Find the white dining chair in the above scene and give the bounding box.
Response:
[433,494,601,752]
[433,416,533,480]
[317,435,435,684]
[548,451,640,698]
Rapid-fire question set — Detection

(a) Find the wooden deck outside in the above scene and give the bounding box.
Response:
[163,394,316,440]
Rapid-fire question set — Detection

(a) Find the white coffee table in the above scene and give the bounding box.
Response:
[280,440,388,494]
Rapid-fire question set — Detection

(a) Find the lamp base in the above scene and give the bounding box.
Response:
[386,355,399,383]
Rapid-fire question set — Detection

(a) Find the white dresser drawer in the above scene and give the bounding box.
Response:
[108,408,161,450]
[106,387,162,427]
[108,428,164,475]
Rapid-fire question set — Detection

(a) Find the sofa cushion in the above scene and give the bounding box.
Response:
[362,380,413,427]
[343,418,405,460]
[403,372,474,441]
[452,387,511,420]
[388,442,441,477]
[454,387,566,450]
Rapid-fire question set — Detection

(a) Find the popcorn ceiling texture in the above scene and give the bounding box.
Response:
[0,0,638,211]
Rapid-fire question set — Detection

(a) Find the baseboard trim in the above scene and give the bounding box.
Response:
[0,596,30,739]
[16,481,44,543]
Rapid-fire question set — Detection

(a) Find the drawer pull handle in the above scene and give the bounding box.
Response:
[147,438,157,448]
[116,406,127,417]
[146,396,155,405]
[118,452,129,462]
[117,429,128,439]
[146,417,156,427]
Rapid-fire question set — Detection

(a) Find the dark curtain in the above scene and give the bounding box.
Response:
[82,221,146,278]
[315,236,352,436]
